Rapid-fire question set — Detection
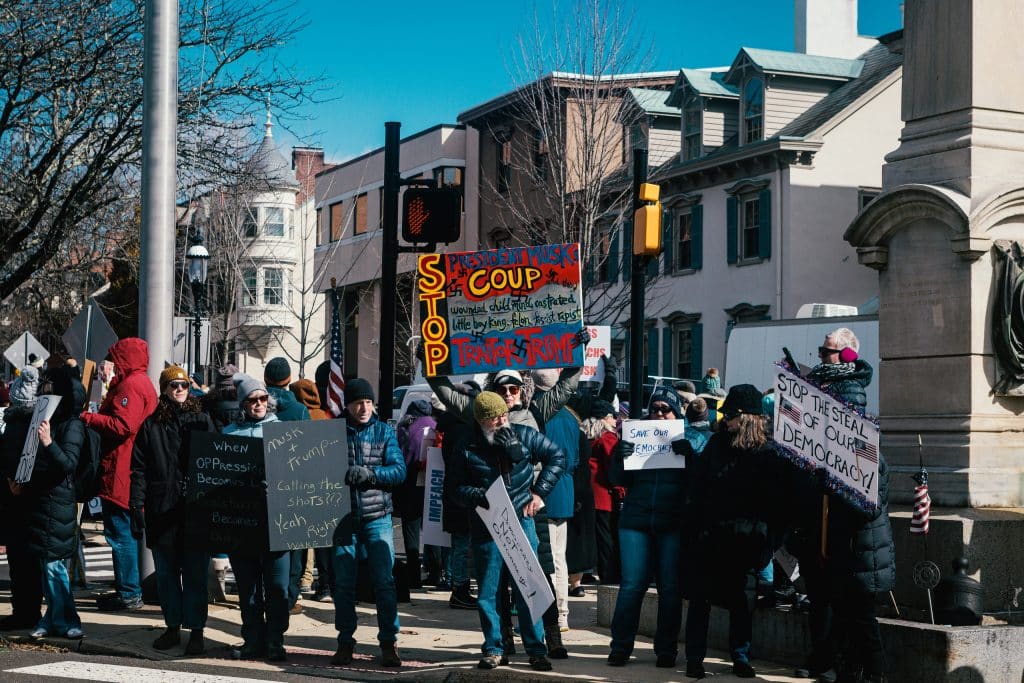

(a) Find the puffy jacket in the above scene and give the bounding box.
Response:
[450,423,565,539]
[826,456,895,594]
[346,414,406,522]
[289,379,329,420]
[130,396,216,549]
[268,385,310,422]
[806,359,873,411]
[542,407,579,520]
[82,338,158,510]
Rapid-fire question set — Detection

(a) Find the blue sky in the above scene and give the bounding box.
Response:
[272,1,904,162]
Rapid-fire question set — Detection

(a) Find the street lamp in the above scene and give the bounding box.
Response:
[186,229,210,382]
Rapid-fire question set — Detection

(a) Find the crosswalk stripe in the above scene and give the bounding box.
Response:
[5,661,281,682]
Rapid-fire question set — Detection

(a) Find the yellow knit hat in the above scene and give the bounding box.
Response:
[159,365,189,391]
[473,391,509,421]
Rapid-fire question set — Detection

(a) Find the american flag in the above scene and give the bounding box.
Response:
[854,439,878,463]
[780,398,801,424]
[326,287,346,417]
[911,468,930,535]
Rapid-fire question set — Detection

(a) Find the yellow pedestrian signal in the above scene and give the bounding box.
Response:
[633,204,662,256]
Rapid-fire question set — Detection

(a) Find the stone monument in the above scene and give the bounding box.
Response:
[846,0,1024,610]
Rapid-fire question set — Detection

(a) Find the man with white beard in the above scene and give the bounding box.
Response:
[449,391,565,672]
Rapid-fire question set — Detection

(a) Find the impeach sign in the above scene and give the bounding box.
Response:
[417,243,584,376]
[773,365,880,510]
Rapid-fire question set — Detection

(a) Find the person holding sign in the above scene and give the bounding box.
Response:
[449,391,565,672]
[129,366,216,654]
[331,378,406,669]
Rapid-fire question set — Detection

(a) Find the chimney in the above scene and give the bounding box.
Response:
[794,0,877,59]
[292,147,327,204]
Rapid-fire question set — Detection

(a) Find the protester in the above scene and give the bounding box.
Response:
[701,368,721,394]
[394,399,436,590]
[81,338,157,612]
[290,378,329,421]
[449,391,565,672]
[331,378,405,668]
[805,328,872,411]
[565,403,595,599]
[289,377,329,598]
[1,367,86,637]
[264,358,310,422]
[587,400,623,585]
[130,366,216,654]
[435,389,478,611]
[223,376,289,661]
[202,364,241,432]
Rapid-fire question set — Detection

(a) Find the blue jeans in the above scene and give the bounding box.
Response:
[685,570,753,664]
[102,499,141,600]
[332,515,400,645]
[229,550,291,648]
[152,546,210,630]
[472,516,546,657]
[38,560,81,635]
[610,526,682,658]
[448,532,472,586]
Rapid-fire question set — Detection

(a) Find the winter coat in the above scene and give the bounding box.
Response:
[289,379,329,420]
[223,413,279,439]
[267,385,310,422]
[202,389,241,432]
[450,423,565,540]
[825,456,895,594]
[541,407,579,520]
[806,359,873,411]
[82,338,158,510]
[130,396,216,549]
[590,429,621,512]
[567,422,597,573]
[394,405,436,520]
[345,414,406,523]
[9,366,39,405]
[437,409,473,535]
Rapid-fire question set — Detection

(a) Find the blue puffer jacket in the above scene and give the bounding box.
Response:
[450,423,565,539]
[541,408,579,520]
[346,414,405,522]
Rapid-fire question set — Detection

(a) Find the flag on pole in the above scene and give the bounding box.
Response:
[910,467,930,535]
[327,287,346,417]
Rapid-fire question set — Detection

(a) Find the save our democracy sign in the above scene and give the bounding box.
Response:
[622,419,687,470]
[416,242,584,376]
[773,364,880,510]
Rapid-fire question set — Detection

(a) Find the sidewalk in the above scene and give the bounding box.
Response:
[0,582,808,682]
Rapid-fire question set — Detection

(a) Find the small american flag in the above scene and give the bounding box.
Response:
[780,398,801,424]
[327,287,346,417]
[911,468,930,534]
[854,440,878,464]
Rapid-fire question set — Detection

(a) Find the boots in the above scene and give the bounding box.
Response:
[380,642,402,667]
[545,622,568,659]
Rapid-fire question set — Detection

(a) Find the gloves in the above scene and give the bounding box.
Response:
[470,487,490,509]
[130,507,145,540]
[493,427,523,459]
[614,440,635,461]
[602,353,619,379]
[671,437,693,456]
[571,328,590,348]
[345,465,376,490]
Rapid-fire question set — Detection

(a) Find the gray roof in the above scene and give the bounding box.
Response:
[729,47,864,82]
[248,119,299,190]
[679,69,738,98]
[626,88,680,117]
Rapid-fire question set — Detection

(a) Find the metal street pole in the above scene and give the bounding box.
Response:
[629,148,648,419]
[378,122,401,421]
[192,283,202,380]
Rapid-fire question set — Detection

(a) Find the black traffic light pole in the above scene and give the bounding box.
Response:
[629,147,648,419]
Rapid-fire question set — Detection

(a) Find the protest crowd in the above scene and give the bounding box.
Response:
[0,309,892,682]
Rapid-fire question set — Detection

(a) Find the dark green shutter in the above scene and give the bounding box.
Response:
[584,253,595,287]
[607,229,619,283]
[691,323,703,380]
[726,196,738,264]
[662,209,673,274]
[646,327,658,381]
[758,188,772,259]
[623,221,633,280]
[662,326,673,376]
[647,254,659,278]
[691,205,703,270]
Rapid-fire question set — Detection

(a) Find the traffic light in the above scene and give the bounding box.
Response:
[633,182,662,256]
[402,187,462,244]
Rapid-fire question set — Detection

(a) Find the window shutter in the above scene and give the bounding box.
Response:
[726,196,738,264]
[607,230,619,283]
[623,221,633,280]
[691,323,703,380]
[584,253,595,287]
[662,326,673,377]
[691,204,704,270]
[647,253,659,278]
[646,327,658,381]
[758,188,772,259]
[662,209,673,274]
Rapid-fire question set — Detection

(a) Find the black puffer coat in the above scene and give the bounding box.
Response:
[130,396,216,549]
[806,360,873,410]
[437,410,473,535]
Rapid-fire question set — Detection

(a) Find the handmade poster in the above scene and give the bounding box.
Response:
[263,419,349,551]
[476,479,555,623]
[421,446,451,548]
[185,432,267,553]
[773,364,880,510]
[622,419,687,471]
[14,395,62,484]
[417,243,584,376]
[581,325,611,384]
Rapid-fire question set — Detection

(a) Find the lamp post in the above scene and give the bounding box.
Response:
[186,230,210,382]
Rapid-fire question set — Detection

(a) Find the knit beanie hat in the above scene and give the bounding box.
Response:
[473,391,509,421]
[9,366,39,406]
[720,384,764,418]
[345,377,375,404]
[234,374,267,408]
[590,399,616,420]
[492,369,523,387]
[686,397,709,423]
[28,353,44,369]
[648,387,683,419]
[531,368,559,391]
[216,363,239,389]
[264,357,291,387]
[159,365,189,391]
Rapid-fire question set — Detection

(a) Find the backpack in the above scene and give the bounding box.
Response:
[75,425,102,503]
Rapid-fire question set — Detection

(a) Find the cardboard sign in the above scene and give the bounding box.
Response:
[185,432,267,553]
[581,325,611,384]
[421,446,451,549]
[476,479,555,624]
[14,395,62,483]
[773,365,880,510]
[622,419,687,470]
[263,419,349,551]
[417,243,584,376]
[62,302,118,367]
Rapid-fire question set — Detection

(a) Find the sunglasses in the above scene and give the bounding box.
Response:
[245,394,269,404]
[167,380,189,390]
[819,346,840,355]
[495,384,520,395]
[650,404,673,416]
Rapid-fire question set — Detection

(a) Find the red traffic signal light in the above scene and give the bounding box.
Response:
[402,187,462,244]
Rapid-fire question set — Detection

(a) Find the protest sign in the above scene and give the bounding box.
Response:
[14,395,62,484]
[476,479,554,623]
[185,432,267,553]
[62,301,118,367]
[3,331,48,371]
[263,419,349,551]
[416,243,584,376]
[621,419,687,471]
[421,446,450,548]
[773,364,880,510]
[581,325,611,384]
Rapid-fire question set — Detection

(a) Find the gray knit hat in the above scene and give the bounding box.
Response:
[233,374,267,409]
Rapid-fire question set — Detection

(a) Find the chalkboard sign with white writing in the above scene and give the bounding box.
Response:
[263,419,349,551]
[185,431,267,553]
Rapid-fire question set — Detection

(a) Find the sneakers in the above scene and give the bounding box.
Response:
[686,660,707,679]
[380,642,402,667]
[733,660,756,678]
[97,593,143,612]
[315,589,333,603]
[529,655,553,671]
[29,627,48,639]
[449,584,478,610]
[331,641,354,665]
[478,654,503,669]
[152,627,181,650]
[607,651,629,666]
[185,629,205,655]
[64,627,84,640]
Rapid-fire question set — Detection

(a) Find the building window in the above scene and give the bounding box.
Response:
[497,140,512,194]
[264,206,284,237]
[242,208,257,238]
[287,208,295,239]
[743,77,764,144]
[354,193,368,235]
[726,182,770,264]
[676,209,693,270]
[674,327,693,379]
[859,188,880,210]
[330,201,344,241]
[434,166,463,189]
[241,269,257,306]
[263,268,283,306]
[740,195,761,260]
[683,101,702,160]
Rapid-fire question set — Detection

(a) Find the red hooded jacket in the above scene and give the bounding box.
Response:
[82,338,157,509]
